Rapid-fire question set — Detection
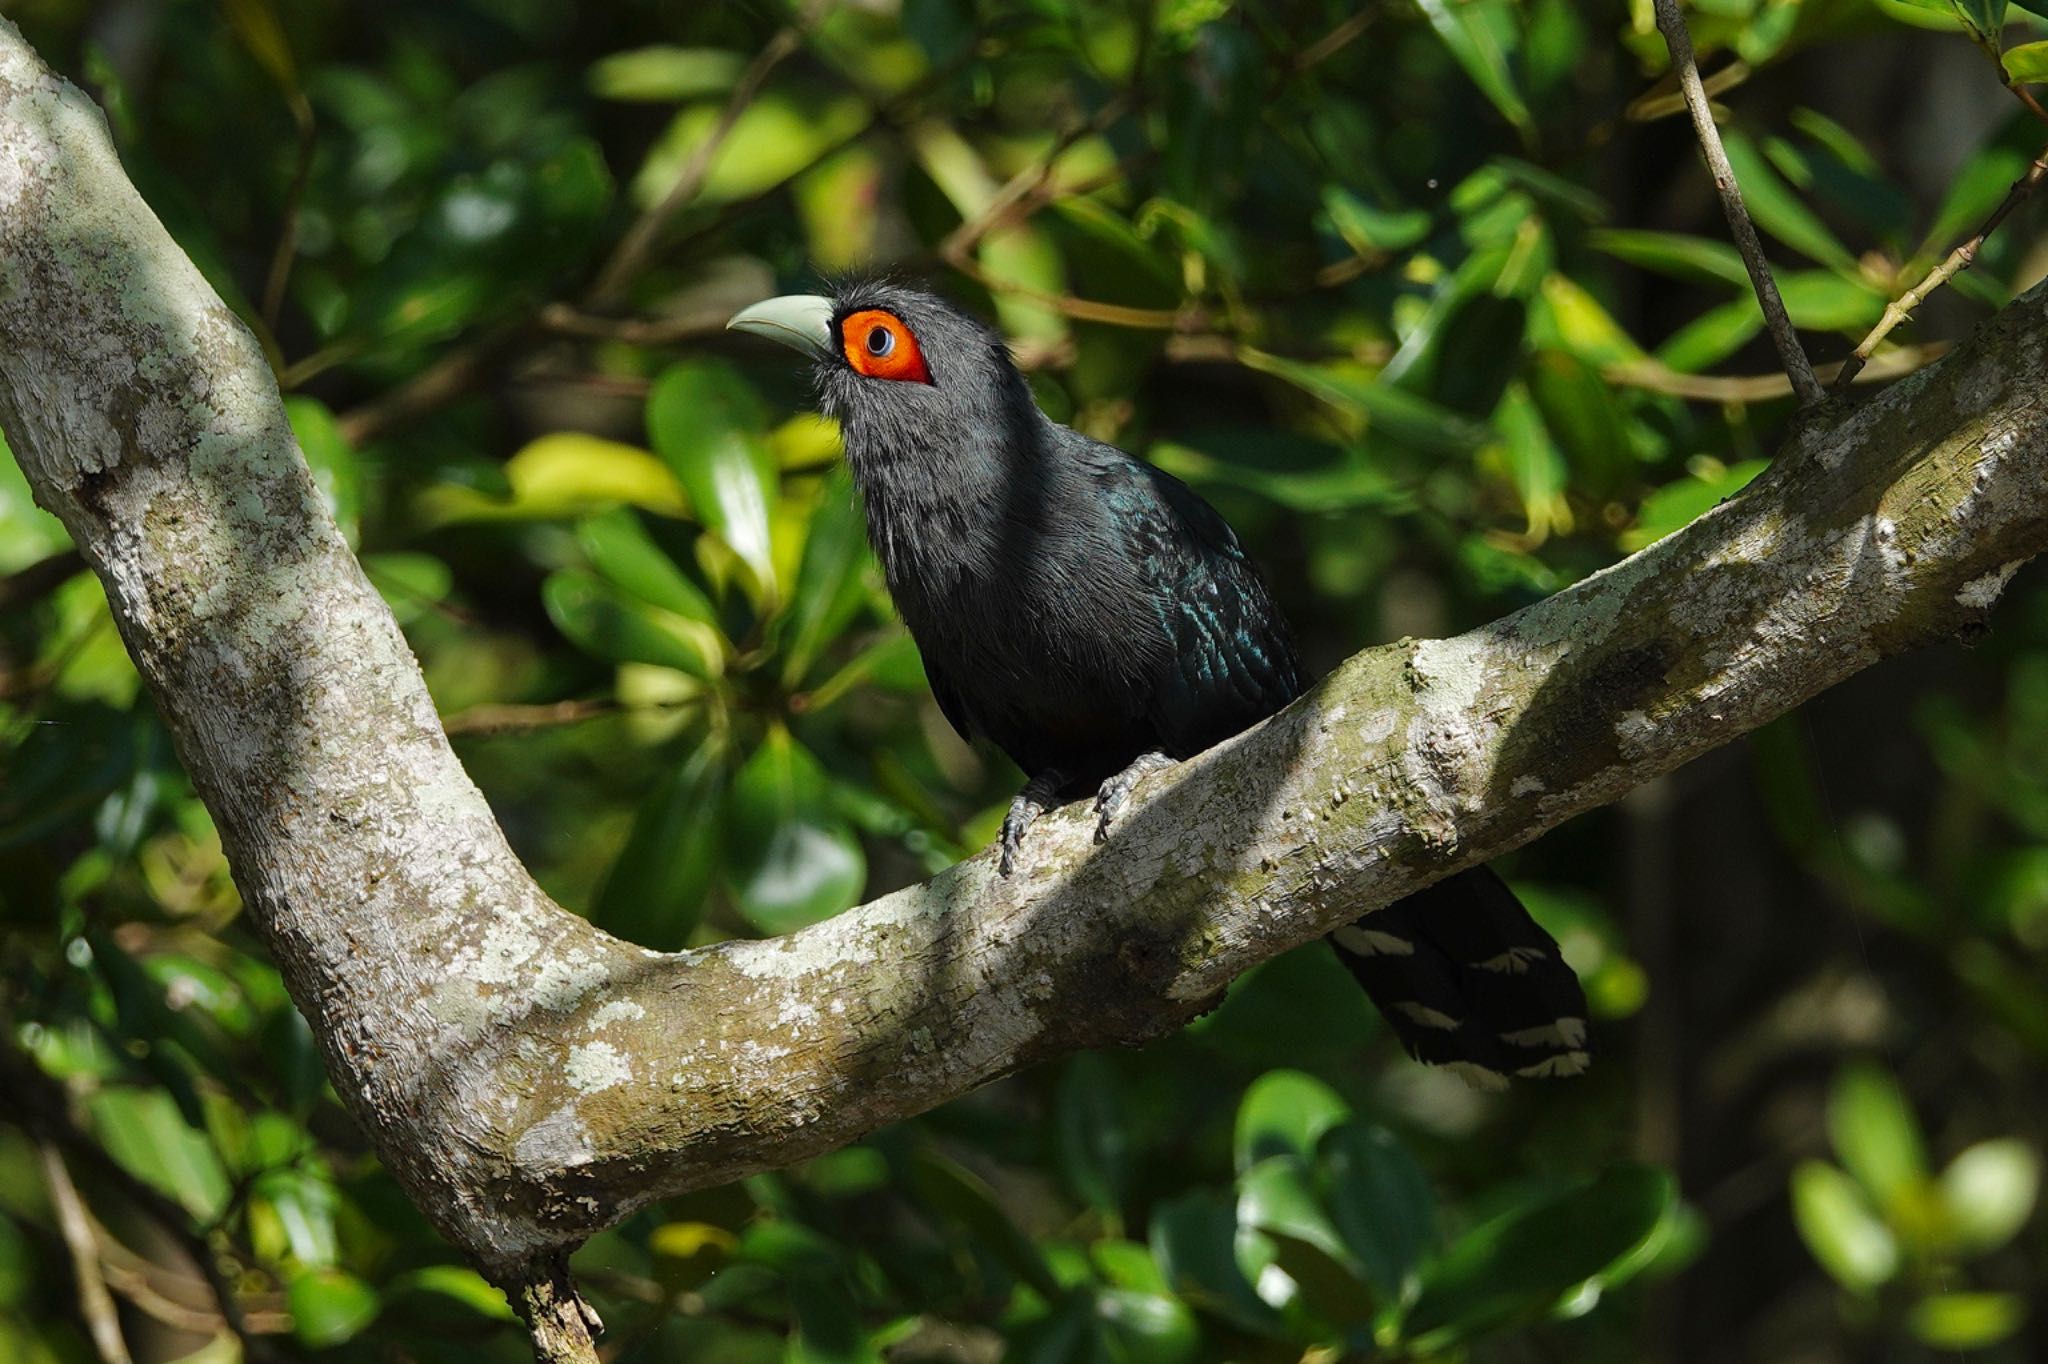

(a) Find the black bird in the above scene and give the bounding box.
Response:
[729,283,1589,1085]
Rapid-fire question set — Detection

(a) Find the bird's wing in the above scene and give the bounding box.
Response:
[920,652,980,744]
[1083,441,1304,754]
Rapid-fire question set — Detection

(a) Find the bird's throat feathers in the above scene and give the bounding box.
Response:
[814,285,1052,589]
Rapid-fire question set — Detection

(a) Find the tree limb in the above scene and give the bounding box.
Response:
[5,17,2048,1360]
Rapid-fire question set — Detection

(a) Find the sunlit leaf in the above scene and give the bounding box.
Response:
[1790,1160,1899,1293]
[1938,1138,2040,1254]
[287,1267,380,1348]
[1910,1291,2026,1349]
[1828,1064,1927,1214]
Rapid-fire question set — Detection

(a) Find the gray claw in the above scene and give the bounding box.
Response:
[1093,751,1176,844]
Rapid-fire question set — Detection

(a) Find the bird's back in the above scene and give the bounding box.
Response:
[891,420,1300,792]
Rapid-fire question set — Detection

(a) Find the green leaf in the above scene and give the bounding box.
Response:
[1237,1155,1353,1267]
[632,92,869,208]
[1654,298,1762,373]
[1056,1054,1134,1215]
[422,433,688,524]
[909,1150,1062,1299]
[1778,272,1885,331]
[383,1265,516,1322]
[590,744,726,949]
[1586,229,1750,288]
[1910,1291,2026,1349]
[588,46,744,102]
[2006,39,2048,82]
[1719,132,1859,273]
[578,508,719,625]
[1234,1070,1351,1172]
[1938,1138,2040,1254]
[543,568,720,678]
[1955,0,2011,37]
[1790,1160,1899,1293]
[363,552,452,626]
[1094,1287,1201,1364]
[1827,1064,1927,1213]
[287,397,359,543]
[723,727,865,934]
[1621,460,1767,552]
[1320,1124,1436,1300]
[287,1267,380,1348]
[1241,349,1494,457]
[1147,1191,1281,1334]
[88,1088,230,1220]
[1403,1165,1676,1347]
[781,466,874,686]
[647,360,779,598]
[1415,0,1532,133]
[1321,186,1432,253]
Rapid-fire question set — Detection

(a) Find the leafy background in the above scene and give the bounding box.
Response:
[3,0,2048,1359]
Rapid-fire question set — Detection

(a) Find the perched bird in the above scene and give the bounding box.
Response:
[730,283,1589,1084]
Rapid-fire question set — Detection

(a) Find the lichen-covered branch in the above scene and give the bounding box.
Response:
[5,17,2048,1362]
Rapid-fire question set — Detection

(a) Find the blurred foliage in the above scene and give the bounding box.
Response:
[4,0,2048,1359]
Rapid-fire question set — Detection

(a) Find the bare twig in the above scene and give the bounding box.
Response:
[536,303,730,347]
[586,3,828,305]
[946,255,1199,328]
[0,1046,276,1363]
[1293,7,1379,73]
[0,547,82,613]
[1614,343,1950,403]
[937,95,1132,266]
[333,322,529,447]
[1650,0,1824,406]
[442,697,624,736]
[39,1141,133,1364]
[260,97,316,334]
[1836,150,2048,390]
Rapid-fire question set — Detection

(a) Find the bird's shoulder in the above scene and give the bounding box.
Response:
[1051,424,1305,745]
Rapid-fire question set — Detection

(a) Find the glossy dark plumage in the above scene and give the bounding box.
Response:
[787,281,1589,1084]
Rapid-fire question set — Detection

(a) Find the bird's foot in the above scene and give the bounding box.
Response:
[1093,751,1176,844]
[999,770,1070,876]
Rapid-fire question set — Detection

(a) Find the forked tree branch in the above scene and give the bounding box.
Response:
[5,20,2048,1363]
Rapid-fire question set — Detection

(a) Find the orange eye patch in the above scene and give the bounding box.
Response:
[840,309,931,384]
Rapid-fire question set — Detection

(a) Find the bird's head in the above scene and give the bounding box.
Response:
[727,283,1037,477]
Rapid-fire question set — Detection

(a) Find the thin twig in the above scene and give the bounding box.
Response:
[586,3,829,305]
[1292,7,1379,73]
[0,1045,277,1363]
[334,322,529,447]
[1836,150,2048,389]
[946,255,1199,328]
[1612,342,1950,403]
[1650,0,1824,406]
[938,95,1132,266]
[260,97,317,334]
[441,698,624,736]
[39,1141,133,1364]
[536,304,730,347]
[0,548,83,613]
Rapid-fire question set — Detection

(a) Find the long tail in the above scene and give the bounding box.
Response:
[1328,866,1591,1088]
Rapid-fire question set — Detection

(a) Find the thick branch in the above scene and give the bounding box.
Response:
[4,16,2048,1324]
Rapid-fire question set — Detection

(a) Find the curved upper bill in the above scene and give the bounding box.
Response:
[727,294,836,359]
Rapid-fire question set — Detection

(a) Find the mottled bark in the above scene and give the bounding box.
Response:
[4,17,2047,1361]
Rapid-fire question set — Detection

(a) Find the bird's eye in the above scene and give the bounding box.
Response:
[839,308,931,383]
